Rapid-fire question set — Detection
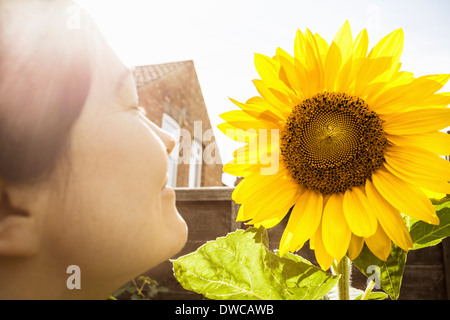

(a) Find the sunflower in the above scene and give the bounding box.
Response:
[219,21,450,270]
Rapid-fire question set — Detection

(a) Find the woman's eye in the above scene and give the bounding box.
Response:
[130,105,147,117]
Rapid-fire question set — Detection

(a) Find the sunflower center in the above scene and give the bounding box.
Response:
[280,92,387,194]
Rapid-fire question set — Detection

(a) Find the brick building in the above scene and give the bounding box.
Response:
[133,60,224,187]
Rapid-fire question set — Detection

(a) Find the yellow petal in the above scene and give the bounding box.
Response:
[232,166,290,204]
[232,130,280,158]
[364,223,392,261]
[355,29,404,96]
[313,221,335,271]
[223,159,259,178]
[422,189,447,200]
[223,120,280,132]
[386,163,450,195]
[336,59,353,93]
[333,21,353,64]
[247,181,299,225]
[322,192,351,261]
[254,53,302,109]
[217,122,258,143]
[359,82,391,103]
[371,168,439,225]
[236,203,245,221]
[279,190,323,256]
[333,21,354,92]
[348,233,364,260]
[252,79,292,118]
[305,28,325,91]
[314,32,330,65]
[232,170,273,204]
[220,109,261,122]
[220,112,282,132]
[253,213,290,229]
[294,29,322,97]
[352,29,368,61]
[385,145,450,182]
[224,102,285,123]
[324,41,342,92]
[229,96,287,119]
[365,179,413,251]
[254,53,284,92]
[275,47,303,97]
[407,92,450,110]
[343,186,378,237]
[387,131,450,156]
[384,70,415,89]
[371,74,450,114]
[381,108,450,135]
[367,28,404,78]
[345,29,369,94]
[237,182,296,223]
[228,132,280,177]
[309,232,315,250]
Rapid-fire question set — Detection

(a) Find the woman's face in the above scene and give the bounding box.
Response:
[0,1,187,299]
[40,58,188,298]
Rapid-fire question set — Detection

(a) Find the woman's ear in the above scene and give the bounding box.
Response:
[0,188,41,257]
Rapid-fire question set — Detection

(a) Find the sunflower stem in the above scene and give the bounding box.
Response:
[335,256,351,300]
[361,280,376,300]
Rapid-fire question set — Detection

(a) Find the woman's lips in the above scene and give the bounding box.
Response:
[161,183,175,198]
[161,174,175,198]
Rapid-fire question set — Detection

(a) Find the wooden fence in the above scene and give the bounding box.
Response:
[141,187,450,300]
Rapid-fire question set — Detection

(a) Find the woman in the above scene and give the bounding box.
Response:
[0,0,187,299]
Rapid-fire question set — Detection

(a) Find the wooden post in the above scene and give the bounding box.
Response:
[442,238,450,299]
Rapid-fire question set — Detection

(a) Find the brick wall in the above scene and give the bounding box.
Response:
[134,61,223,187]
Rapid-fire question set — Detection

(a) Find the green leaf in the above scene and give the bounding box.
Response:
[324,285,386,300]
[354,292,388,300]
[172,227,339,300]
[430,197,450,206]
[277,250,314,266]
[111,282,136,297]
[410,200,450,250]
[352,244,407,300]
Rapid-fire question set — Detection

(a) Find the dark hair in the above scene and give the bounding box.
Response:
[0,0,92,184]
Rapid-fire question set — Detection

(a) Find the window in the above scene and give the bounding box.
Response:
[161,113,180,187]
[189,139,202,188]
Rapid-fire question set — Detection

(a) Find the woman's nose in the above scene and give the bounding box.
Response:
[163,132,176,155]
[145,119,177,154]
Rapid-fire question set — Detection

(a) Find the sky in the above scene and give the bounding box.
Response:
[76,0,450,186]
